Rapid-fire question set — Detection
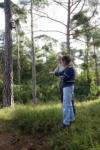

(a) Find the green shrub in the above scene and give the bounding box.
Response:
[75,71,99,101]
[0,80,3,103]
[0,81,32,104]
[14,82,32,103]
[75,74,90,101]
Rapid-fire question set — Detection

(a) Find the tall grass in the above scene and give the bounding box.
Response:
[11,103,62,133]
[0,99,100,150]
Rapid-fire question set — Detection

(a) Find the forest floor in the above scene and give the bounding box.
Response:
[0,99,100,150]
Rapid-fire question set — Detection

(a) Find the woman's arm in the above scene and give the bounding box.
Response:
[55,70,64,76]
[49,70,64,76]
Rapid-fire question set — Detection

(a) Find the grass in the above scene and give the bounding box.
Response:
[0,99,100,150]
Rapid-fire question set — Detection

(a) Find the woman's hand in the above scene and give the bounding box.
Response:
[49,72,54,75]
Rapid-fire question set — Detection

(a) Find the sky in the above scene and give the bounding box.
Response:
[0,0,85,47]
[0,0,99,66]
[0,0,67,51]
[0,9,5,30]
[0,0,92,68]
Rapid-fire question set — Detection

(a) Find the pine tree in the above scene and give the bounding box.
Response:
[3,0,14,107]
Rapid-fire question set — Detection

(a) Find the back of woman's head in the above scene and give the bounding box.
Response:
[62,54,72,65]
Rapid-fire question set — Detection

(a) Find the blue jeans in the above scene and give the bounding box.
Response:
[63,86,75,125]
[60,80,63,103]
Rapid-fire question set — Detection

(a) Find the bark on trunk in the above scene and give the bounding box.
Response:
[86,40,90,87]
[16,27,21,84]
[0,63,1,80]
[67,0,71,54]
[31,0,37,105]
[93,39,99,85]
[3,0,14,107]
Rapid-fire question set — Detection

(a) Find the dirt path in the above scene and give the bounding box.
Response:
[0,124,52,150]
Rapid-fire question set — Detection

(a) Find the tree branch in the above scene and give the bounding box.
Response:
[70,3,97,31]
[70,0,79,7]
[34,29,66,35]
[71,0,81,14]
[35,10,48,16]
[87,5,97,22]
[71,37,88,44]
[34,12,66,27]
[71,24,100,36]
[78,0,85,14]
[53,0,67,10]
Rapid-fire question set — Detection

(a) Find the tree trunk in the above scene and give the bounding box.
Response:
[66,0,71,54]
[31,0,37,105]
[16,27,21,84]
[86,40,90,87]
[93,39,99,85]
[3,0,14,107]
[0,63,1,80]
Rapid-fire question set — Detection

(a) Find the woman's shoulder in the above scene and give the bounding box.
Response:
[66,65,75,72]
